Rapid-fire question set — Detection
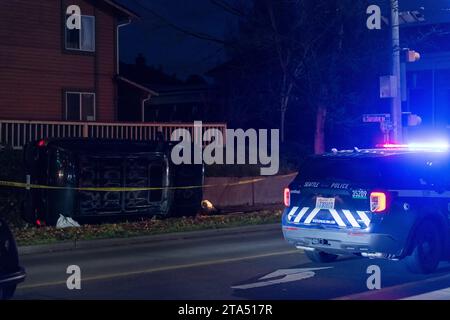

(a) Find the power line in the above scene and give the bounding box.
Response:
[130,0,232,46]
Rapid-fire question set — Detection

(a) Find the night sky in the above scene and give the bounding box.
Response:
[115,0,450,80]
[116,0,239,80]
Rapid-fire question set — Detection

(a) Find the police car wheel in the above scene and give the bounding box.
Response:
[305,250,338,263]
[0,285,17,300]
[405,221,442,274]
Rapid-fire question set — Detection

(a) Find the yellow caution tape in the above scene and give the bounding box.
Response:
[0,173,297,192]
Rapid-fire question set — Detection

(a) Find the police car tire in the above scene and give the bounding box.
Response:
[404,220,442,274]
[305,250,338,263]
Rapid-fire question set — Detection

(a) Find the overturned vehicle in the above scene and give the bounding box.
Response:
[23,139,204,226]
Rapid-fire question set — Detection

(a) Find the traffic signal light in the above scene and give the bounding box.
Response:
[402,112,422,126]
[406,50,421,63]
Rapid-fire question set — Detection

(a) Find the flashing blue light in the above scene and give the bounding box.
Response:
[380,142,449,151]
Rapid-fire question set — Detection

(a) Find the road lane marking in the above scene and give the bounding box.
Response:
[232,267,333,290]
[18,250,299,290]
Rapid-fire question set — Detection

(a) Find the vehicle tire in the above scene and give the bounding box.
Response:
[0,285,17,300]
[404,220,442,274]
[305,250,338,263]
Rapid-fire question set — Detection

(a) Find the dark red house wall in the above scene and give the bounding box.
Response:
[0,0,117,121]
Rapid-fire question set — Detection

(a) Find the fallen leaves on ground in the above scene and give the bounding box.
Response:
[13,210,282,246]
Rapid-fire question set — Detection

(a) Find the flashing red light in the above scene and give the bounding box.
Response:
[370,192,387,213]
[284,188,291,207]
[37,139,46,147]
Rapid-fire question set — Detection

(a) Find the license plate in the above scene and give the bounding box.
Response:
[315,197,335,210]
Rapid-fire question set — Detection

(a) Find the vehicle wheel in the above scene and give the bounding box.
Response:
[404,220,442,274]
[0,285,17,300]
[305,250,338,263]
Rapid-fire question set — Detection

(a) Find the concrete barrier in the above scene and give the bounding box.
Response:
[203,173,296,208]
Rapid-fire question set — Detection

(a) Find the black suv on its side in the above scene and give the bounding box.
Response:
[282,147,450,274]
[23,139,204,226]
[0,219,25,300]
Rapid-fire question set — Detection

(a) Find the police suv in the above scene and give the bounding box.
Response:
[282,144,450,274]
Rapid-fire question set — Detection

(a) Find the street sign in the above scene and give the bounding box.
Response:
[381,10,426,26]
[399,10,425,24]
[363,114,391,123]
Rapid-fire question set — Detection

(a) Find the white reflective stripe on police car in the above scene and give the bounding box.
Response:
[304,208,321,224]
[287,206,299,221]
[356,211,371,227]
[329,209,346,227]
[342,209,361,228]
[294,207,310,223]
[287,207,371,229]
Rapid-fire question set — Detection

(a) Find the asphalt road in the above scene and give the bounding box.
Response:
[13,225,450,300]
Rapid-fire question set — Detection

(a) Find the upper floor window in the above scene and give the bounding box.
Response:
[65,92,96,121]
[65,15,95,52]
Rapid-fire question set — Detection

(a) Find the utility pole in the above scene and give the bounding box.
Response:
[391,0,403,142]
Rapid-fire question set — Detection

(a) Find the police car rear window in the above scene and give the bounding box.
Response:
[299,158,382,185]
[297,155,432,188]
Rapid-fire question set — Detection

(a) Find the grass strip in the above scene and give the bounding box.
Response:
[13,210,282,247]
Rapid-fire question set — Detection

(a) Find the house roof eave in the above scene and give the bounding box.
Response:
[117,76,159,96]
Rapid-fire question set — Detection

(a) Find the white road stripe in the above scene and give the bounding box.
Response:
[329,209,346,227]
[294,207,310,223]
[401,287,450,300]
[287,206,299,221]
[356,211,371,227]
[342,210,361,228]
[304,208,321,224]
[232,267,333,290]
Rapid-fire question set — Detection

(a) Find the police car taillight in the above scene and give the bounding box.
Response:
[370,192,387,213]
[284,188,290,207]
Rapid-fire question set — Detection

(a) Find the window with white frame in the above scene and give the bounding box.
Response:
[65,15,95,52]
[65,92,96,121]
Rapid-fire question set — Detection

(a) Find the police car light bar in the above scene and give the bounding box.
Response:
[380,143,408,148]
[378,142,450,151]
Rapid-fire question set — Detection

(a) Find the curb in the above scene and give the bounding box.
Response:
[18,223,280,256]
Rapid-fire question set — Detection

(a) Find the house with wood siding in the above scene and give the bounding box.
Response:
[0,0,226,148]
